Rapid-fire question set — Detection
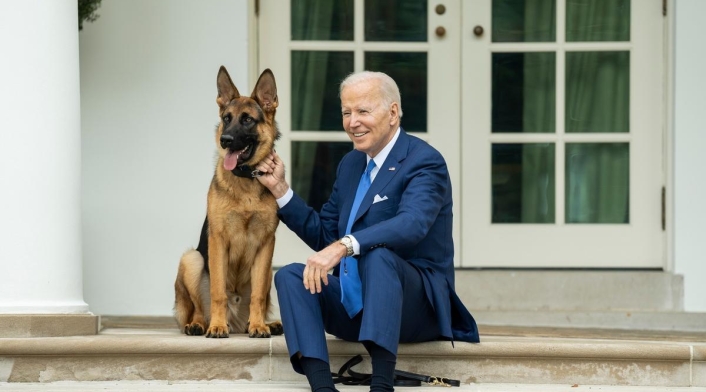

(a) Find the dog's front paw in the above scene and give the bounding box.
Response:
[248,322,273,338]
[184,322,205,336]
[206,324,230,338]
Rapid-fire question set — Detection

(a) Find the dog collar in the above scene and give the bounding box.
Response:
[231,165,264,179]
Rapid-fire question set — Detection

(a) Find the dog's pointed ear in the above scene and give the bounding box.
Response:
[251,69,278,112]
[217,66,240,107]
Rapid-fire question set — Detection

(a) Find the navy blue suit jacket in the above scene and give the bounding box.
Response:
[278,129,479,343]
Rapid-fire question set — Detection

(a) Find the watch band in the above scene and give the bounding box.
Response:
[340,235,354,257]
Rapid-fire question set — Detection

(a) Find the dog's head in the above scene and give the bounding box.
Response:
[215,66,281,172]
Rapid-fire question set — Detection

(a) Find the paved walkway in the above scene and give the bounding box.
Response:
[1,382,706,391]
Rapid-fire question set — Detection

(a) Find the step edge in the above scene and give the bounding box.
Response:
[0,335,700,361]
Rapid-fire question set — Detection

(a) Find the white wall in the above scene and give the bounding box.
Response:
[674,0,706,312]
[80,0,249,315]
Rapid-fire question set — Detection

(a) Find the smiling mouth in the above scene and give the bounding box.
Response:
[352,132,368,138]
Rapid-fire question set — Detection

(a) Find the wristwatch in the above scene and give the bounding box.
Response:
[339,235,354,257]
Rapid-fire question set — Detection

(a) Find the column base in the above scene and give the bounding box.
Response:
[0,314,99,338]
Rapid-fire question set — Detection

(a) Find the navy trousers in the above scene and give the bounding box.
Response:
[274,248,440,373]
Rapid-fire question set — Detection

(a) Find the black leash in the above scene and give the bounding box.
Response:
[331,355,461,387]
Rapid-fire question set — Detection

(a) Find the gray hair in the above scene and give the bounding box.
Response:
[339,71,403,119]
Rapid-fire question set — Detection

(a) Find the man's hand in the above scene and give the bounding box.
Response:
[256,151,290,199]
[303,242,347,294]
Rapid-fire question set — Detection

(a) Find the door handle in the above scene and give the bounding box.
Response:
[435,3,447,37]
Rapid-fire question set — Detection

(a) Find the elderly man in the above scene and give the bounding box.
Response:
[256,71,479,392]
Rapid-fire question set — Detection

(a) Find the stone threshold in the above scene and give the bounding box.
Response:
[1,326,705,386]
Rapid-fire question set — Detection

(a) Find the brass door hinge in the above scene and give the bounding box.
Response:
[255,0,260,16]
[663,0,667,16]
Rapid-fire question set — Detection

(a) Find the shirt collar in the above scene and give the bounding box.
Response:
[367,127,401,170]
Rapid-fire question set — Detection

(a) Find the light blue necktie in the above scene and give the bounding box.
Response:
[340,159,376,318]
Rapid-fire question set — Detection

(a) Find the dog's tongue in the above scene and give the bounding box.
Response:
[223,151,241,171]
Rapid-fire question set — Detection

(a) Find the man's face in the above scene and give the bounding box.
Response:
[341,80,398,158]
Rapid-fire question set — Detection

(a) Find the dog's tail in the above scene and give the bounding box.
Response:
[173,249,206,331]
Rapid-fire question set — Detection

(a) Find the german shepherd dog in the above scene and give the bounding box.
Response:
[174,66,283,338]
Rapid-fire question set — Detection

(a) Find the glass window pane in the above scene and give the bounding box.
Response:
[291,51,354,131]
[492,0,556,42]
[566,0,630,42]
[492,52,556,133]
[365,0,427,42]
[492,143,555,223]
[365,52,427,132]
[291,0,354,41]
[566,51,629,133]
[566,143,629,223]
[292,141,353,212]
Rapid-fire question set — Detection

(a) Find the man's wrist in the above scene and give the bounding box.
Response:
[335,242,348,258]
[270,182,290,199]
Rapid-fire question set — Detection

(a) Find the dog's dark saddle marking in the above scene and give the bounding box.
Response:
[196,216,210,273]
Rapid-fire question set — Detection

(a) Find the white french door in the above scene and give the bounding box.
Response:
[461,0,665,267]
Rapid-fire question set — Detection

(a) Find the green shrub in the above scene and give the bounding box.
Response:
[78,0,102,31]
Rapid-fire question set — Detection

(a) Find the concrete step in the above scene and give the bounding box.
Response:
[453,270,683,312]
[472,309,706,332]
[1,320,705,387]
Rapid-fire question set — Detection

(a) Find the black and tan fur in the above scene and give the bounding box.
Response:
[174,66,283,338]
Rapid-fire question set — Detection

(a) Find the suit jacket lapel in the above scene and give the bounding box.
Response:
[353,129,410,222]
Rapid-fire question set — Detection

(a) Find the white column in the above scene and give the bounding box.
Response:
[0,0,89,314]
